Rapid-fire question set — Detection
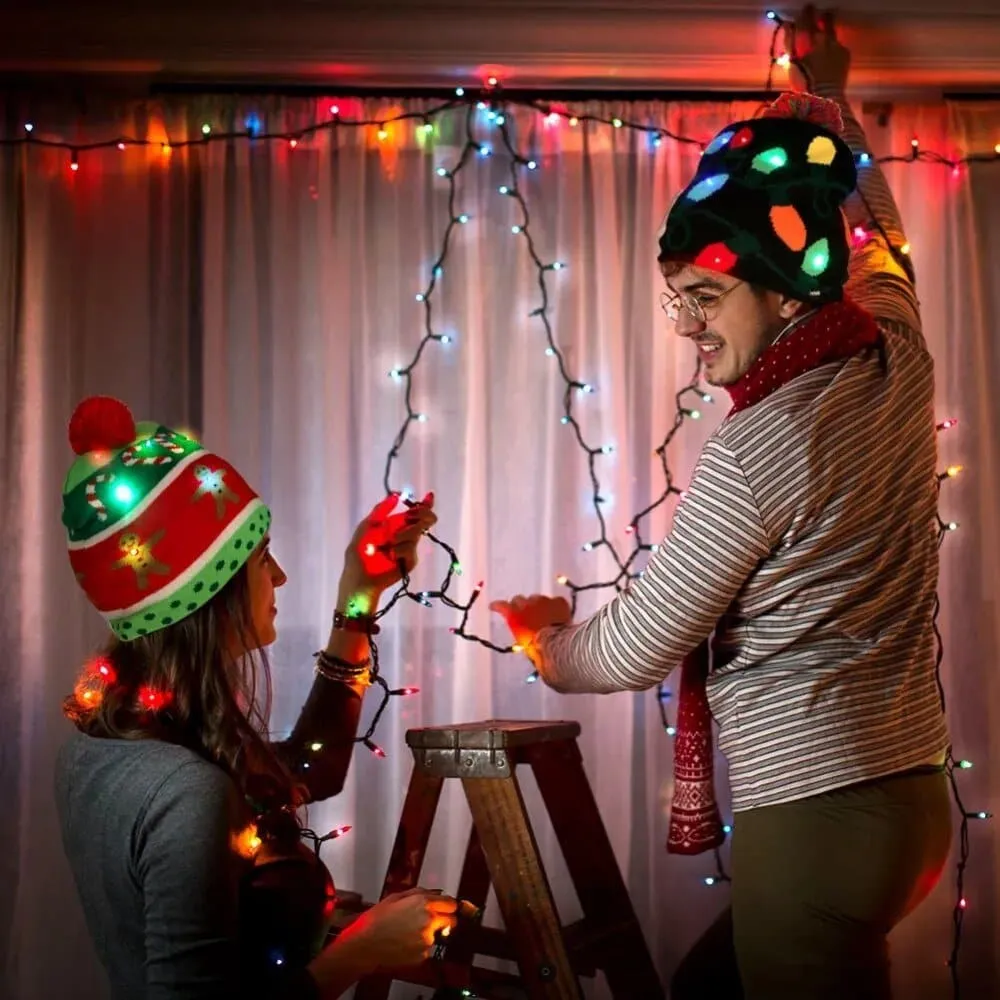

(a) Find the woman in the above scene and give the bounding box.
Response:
[55,395,457,999]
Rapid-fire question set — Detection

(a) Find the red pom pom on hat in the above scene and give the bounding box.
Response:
[760,92,844,135]
[68,396,137,456]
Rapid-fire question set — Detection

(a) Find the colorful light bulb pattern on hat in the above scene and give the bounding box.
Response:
[661,95,856,302]
[62,396,272,640]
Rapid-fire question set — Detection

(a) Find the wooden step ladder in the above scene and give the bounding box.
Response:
[353,719,665,1000]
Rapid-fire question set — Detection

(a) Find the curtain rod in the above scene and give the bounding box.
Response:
[146,82,780,103]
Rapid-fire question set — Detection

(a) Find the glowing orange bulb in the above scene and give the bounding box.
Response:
[900,242,911,255]
[117,142,126,151]
[233,823,262,858]
[377,127,388,141]
[776,53,791,68]
[161,143,171,156]
[364,543,377,557]
[995,142,1000,155]
[946,465,963,478]
[569,116,579,126]
[556,575,568,585]
[288,138,298,148]
[487,75,498,87]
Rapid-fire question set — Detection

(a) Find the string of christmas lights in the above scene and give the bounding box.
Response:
[17,8,991,989]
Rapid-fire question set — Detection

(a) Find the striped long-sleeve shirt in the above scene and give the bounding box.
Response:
[534,87,950,812]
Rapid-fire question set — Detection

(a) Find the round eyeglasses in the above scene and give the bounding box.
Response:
[659,282,742,325]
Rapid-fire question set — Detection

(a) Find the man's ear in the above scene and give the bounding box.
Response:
[778,294,806,319]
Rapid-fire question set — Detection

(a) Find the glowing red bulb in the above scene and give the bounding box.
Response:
[137,686,172,712]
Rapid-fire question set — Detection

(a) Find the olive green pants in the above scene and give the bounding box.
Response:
[671,767,952,1000]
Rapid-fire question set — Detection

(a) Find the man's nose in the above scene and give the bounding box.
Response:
[674,309,705,338]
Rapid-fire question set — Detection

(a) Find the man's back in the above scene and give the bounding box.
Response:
[709,328,947,808]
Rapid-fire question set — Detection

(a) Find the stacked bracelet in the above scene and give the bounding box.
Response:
[314,650,372,684]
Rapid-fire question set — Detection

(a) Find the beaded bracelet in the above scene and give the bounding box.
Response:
[332,610,380,636]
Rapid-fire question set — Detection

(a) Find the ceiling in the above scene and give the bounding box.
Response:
[2,0,999,97]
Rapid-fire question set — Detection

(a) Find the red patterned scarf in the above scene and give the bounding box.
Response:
[667,298,881,855]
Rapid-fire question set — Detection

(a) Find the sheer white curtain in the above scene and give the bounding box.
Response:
[1,94,997,1000]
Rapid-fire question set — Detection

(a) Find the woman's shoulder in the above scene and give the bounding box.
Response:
[56,730,239,821]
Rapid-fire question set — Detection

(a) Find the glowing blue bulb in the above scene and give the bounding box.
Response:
[479,144,492,157]
[723,824,733,834]
[456,87,465,97]
[416,292,425,302]
[703,876,716,886]
[416,413,428,423]
[495,114,505,125]
[24,123,34,132]
[433,266,443,277]
[545,347,555,357]
[582,542,593,552]
[485,109,497,121]
[581,383,594,394]
[498,185,510,194]
[666,725,677,736]
[561,416,570,425]
[512,225,522,234]
[704,130,734,155]
[244,115,261,137]
[527,160,537,170]
[441,334,452,344]
[457,214,469,223]
[858,152,871,164]
[685,173,729,202]
[436,167,448,177]
[389,368,402,380]
[766,9,777,20]
[526,671,539,683]
[552,261,565,270]
[601,445,614,454]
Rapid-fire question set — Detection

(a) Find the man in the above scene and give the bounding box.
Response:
[490,9,952,999]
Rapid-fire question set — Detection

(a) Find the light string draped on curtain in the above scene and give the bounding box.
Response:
[0,93,997,999]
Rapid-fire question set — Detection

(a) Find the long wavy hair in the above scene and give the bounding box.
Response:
[63,563,298,809]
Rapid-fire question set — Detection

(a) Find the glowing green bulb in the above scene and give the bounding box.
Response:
[801,238,831,276]
[113,483,135,504]
[751,147,788,174]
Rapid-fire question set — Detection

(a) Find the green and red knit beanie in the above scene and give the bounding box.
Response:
[62,396,271,641]
[658,93,857,302]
